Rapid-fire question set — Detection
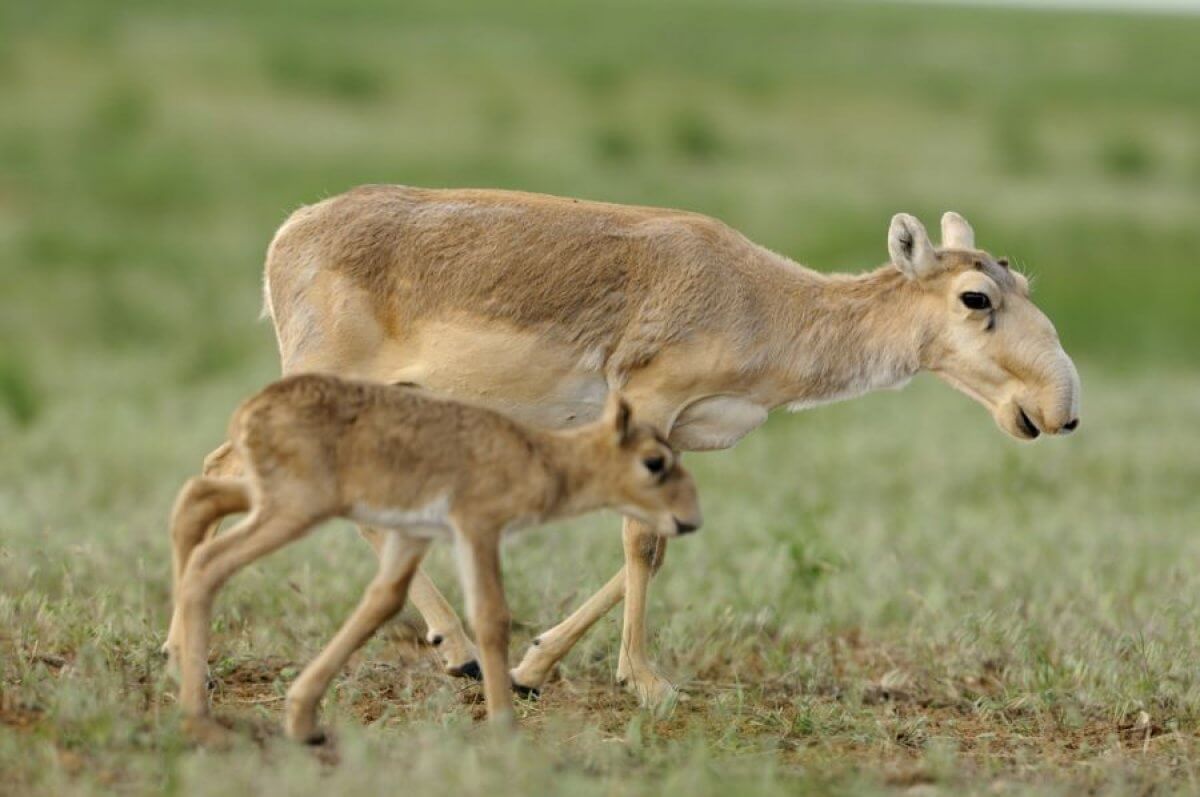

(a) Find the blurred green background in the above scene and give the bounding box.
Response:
[4,2,1200,794]
[3,0,1199,430]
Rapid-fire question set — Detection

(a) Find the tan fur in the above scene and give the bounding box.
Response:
[167,375,699,742]
[243,186,1080,704]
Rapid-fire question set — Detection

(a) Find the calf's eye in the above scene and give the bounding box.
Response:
[960,291,992,311]
[643,456,666,474]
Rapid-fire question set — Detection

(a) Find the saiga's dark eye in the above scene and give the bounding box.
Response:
[960,291,992,311]
[643,456,666,474]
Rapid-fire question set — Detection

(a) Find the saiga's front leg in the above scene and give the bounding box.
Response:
[509,521,674,705]
[616,518,673,705]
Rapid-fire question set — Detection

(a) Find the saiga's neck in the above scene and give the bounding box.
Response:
[756,253,933,410]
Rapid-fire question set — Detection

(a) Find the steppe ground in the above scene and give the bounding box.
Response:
[2,1,1199,794]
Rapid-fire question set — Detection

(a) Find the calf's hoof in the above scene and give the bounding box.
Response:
[285,717,330,746]
[301,728,329,746]
[485,708,518,730]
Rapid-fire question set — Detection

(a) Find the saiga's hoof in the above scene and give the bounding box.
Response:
[448,659,482,680]
[511,681,541,700]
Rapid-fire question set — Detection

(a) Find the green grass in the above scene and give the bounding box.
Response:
[2,1,1200,794]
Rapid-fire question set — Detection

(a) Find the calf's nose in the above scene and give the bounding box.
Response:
[1061,418,1079,433]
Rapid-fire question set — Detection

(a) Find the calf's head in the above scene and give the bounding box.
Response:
[590,395,702,536]
[888,212,1080,440]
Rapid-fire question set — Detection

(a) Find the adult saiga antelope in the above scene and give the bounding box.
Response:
[169,376,699,741]
[204,185,1080,705]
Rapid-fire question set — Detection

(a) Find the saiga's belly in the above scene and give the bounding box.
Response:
[364,318,769,451]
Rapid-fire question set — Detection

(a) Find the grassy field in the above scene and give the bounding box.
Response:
[3,1,1200,794]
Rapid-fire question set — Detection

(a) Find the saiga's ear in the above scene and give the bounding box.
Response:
[888,213,940,280]
[940,211,976,250]
[603,393,634,446]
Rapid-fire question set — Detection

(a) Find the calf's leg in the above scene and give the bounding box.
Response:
[166,476,250,669]
[177,507,317,736]
[286,533,430,743]
[457,532,514,724]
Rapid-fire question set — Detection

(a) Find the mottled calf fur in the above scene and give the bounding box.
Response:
[166,375,700,743]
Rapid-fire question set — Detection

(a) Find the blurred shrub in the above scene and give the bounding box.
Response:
[81,145,211,216]
[177,335,253,385]
[732,68,781,105]
[591,126,638,163]
[481,96,520,141]
[669,108,723,161]
[572,62,626,99]
[0,356,40,427]
[21,226,120,272]
[264,44,385,103]
[921,76,972,112]
[86,81,153,146]
[91,281,168,348]
[992,108,1043,176]
[73,81,211,216]
[1099,134,1155,179]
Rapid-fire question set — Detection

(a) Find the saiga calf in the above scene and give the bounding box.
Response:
[166,375,700,742]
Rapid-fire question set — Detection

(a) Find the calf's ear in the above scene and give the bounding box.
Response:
[603,393,634,446]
